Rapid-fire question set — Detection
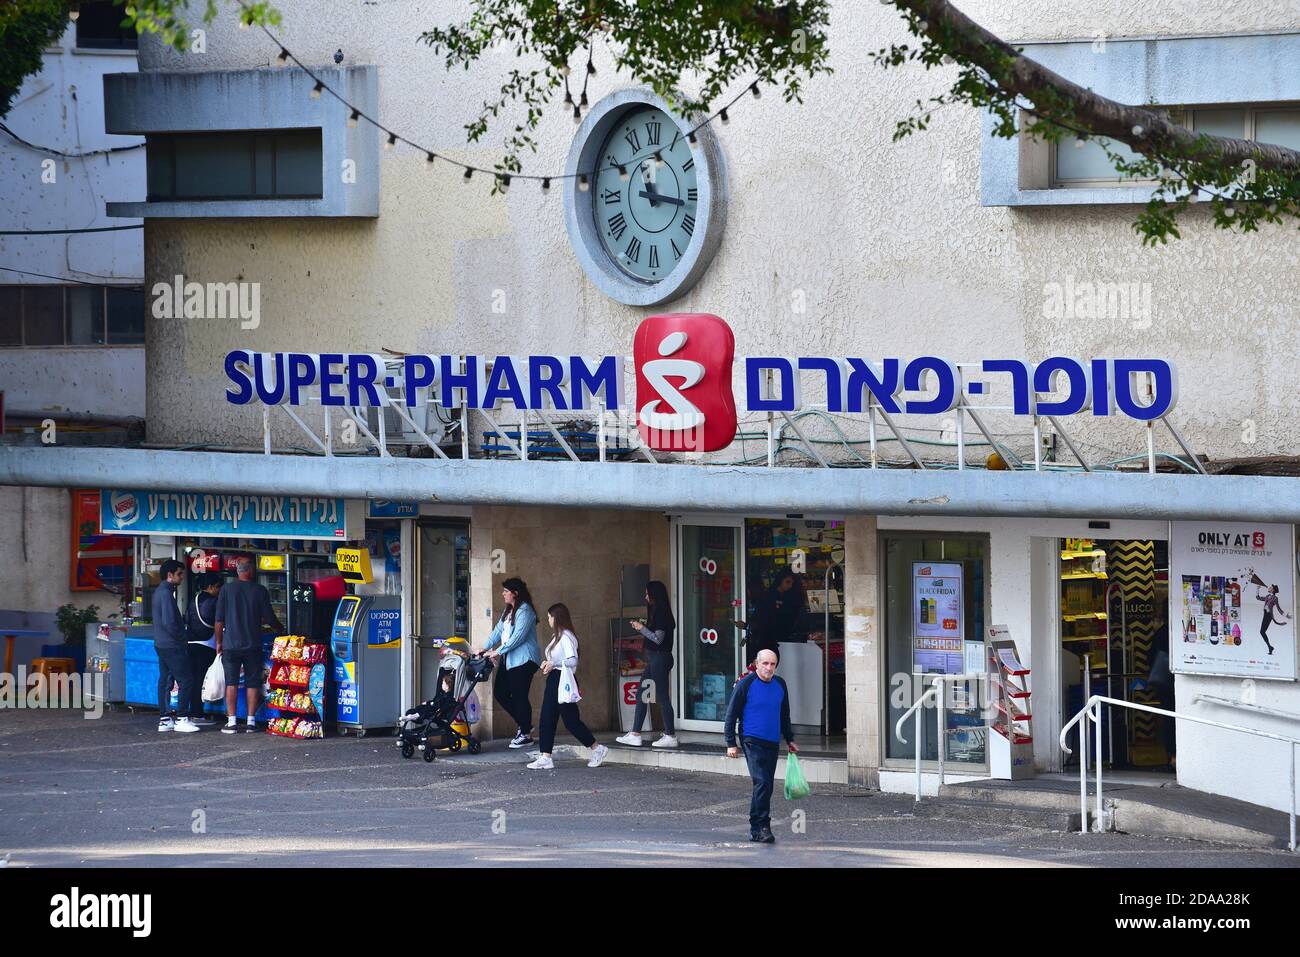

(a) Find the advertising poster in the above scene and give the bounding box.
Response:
[70,490,132,592]
[1170,522,1296,679]
[912,562,964,674]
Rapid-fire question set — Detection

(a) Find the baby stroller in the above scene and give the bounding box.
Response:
[396,639,493,762]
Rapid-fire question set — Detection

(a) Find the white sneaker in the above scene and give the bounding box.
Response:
[652,734,679,749]
[157,717,174,732]
[527,755,555,770]
[173,717,201,734]
[615,732,642,747]
[587,744,609,768]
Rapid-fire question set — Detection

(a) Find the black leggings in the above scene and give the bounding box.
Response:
[494,660,538,735]
[538,669,596,753]
[1261,613,1276,651]
[632,652,675,735]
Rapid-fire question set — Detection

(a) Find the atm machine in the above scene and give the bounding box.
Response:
[330,594,402,734]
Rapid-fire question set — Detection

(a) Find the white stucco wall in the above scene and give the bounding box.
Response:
[131,1,1300,467]
[0,27,144,284]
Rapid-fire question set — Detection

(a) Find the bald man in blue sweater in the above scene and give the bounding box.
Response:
[724,649,797,843]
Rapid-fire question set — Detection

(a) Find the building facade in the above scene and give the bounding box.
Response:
[4,1,1300,816]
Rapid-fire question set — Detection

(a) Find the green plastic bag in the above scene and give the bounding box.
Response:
[783,752,811,800]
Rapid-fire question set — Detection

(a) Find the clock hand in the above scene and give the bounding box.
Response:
[637,190,685,207]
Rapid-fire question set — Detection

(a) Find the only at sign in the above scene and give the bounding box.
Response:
[334,547,373,584]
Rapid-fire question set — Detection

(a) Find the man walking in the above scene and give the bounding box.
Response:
[152,559,200,733]
[214,557,285,734]
[724,648,796,843]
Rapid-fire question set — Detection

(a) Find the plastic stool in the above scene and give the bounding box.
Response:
[30,657,76,677]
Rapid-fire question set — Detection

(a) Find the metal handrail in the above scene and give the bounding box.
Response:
[1194,693,1300,723]
[895,681,941,802]
[894,673,991,802]
[1060,694,1300,851]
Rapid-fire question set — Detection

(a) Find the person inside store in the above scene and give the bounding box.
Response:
[526,603,609,771]
[617,579,678,749]
[153,559,201,733]
[184,572,222,727]
[734,569,807,667]
[724,648,797,843]
[480,577,542,749]
[214,556,286,734]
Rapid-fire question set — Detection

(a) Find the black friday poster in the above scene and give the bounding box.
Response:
[1170,522,1296,679]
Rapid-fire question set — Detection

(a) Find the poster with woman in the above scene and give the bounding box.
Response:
[1169,522,1296,679]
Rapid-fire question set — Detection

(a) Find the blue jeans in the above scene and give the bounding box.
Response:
[743,737,779,834]
[155,645,193,718]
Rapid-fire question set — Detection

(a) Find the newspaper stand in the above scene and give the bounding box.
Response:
[988,626,1035,780]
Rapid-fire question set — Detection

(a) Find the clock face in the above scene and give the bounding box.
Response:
[591,106,698,283]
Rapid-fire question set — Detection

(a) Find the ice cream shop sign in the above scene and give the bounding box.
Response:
[222,313,1178,453]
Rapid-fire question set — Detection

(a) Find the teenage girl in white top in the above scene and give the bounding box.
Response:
[527,603,609,770]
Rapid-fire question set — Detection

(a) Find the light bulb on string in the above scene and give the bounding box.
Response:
[426,152,437,165]
[498,174,511,193]
[310,81,324,99]
[276,48,289,67]
[578,174,589,192]
[69,3,80,21]
[579,91,588,107]
[618,164,629,182]
[573,105,582,123]
[653,151,664,168]
[541,178,551,193]
[464,167,473,181]
[749,82,761,99]
[348,109,360,128]
[719,108,729,124]
[385,133,397,150]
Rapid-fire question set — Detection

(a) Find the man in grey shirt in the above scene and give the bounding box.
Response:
[215,557,285,733]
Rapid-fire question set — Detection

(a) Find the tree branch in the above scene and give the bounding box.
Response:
[896,0,1300,172]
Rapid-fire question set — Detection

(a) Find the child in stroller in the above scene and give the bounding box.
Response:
[396,648,492,762]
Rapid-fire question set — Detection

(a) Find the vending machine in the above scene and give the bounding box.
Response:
[330,595,402,734]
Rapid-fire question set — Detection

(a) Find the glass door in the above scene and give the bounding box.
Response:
[675,519,744,731]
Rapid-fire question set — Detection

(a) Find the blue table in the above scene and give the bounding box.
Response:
[2,629,49,676]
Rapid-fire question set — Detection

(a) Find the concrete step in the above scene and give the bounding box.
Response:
[552,742,849,784]
[940,779,1292,849]
[917,799,1083,832]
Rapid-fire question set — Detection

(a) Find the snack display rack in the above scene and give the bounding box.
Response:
[987,628,1035,780]
[266,635,326,739]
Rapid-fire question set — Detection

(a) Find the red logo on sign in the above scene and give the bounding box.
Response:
[1253,531,1266,548]
[633,313,736,452]
[623,681,641,706]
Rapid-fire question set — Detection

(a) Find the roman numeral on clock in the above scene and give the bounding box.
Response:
[626,236,642,263]
[624,129,641,152]
[608,212,628,242]
[687,187,698,202]
[681,214,696,237]
[671,238,683,261]
[645,121,662,146]
[649,245,660,269]
[682,157,694,171]
[602,189,621,205]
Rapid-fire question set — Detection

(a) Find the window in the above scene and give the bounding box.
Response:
[0,286,144,347]
[75,0,138,50]
[146,130,324,201]
[1052,105,1300,187]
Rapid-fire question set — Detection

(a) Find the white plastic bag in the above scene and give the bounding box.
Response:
[464,688,481,725]
[558,664,582,704]
[201,654,226,702]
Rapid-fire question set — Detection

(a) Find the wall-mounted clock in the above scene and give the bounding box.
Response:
[564,88,727,307]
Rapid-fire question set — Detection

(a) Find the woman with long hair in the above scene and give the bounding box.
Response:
[526,603,609,770]
[617,579,678,749]
[480,576,542,749]
[734,569,806,667]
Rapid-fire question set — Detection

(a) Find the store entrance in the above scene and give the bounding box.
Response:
[1059,537,1173,771]
[673,516,846,736]
[413,520,471,701]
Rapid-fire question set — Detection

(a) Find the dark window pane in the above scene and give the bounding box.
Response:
[173,135,254,199]
[75,0,138,49]
[146,137,175,201]
[23,287,64,346]
[253,136,274,195]
[0,289,20,346]
[275,130,323,197]
[106,288,145,345]
[67,287,106,344]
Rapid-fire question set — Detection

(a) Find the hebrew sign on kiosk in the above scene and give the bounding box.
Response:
[1169,522,1296,680]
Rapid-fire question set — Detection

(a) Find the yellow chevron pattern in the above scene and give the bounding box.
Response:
[1106,540,1161,754]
